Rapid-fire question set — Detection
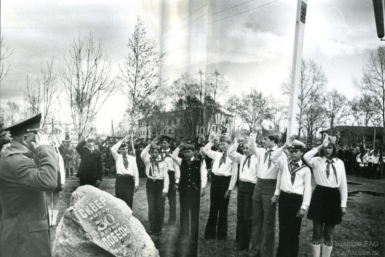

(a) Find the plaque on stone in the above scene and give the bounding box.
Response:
[52,185,159,257]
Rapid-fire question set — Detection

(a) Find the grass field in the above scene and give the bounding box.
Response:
[52,175,385,257]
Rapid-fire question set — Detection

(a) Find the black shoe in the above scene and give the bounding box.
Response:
[147,230,153,235]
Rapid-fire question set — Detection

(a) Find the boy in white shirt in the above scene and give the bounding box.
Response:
[271,138,312,257]
[228,135,258,251]
[141,137,169,236]
[111,135,139,209]
[203,133,238,240]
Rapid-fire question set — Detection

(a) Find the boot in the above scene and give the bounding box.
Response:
[311,244,321,257]
[322,244,333,257]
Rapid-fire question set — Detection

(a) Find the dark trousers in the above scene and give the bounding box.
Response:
[248,179,277,257]
[146,179,166,233]
[180,188,201,240]
[237,181,255,248]
[115,176,135,209]
[139,167,146,178]
[204,174,231,240]
[276,191,303,257]
[66,167,73,177]
[79,179,99,187]
[167,171,177,225]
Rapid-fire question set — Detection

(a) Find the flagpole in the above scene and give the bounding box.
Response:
[287,0,308,141]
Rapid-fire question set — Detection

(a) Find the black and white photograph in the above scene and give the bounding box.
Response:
[0,0,384,256]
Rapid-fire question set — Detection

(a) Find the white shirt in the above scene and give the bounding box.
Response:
[171,148,208,188]
[141,144,170,193]
[372,155,379,164]
[160,148,181,182]
[227,142,258,184]
[111,140,139,186]
[248,133,286,196]
[271,148,312,210]
[303,148,348,208]
[203,142,238,191]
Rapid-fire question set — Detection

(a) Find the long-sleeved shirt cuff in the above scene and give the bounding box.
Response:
[274,189,281,196]
[301,204,308,210]
[341,201,347,208]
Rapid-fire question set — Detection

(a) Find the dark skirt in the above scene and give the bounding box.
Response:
[54,171,63,193]
[307,185,342,224]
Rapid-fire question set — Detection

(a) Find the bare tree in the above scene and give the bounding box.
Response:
[349,97,364,126]
[303,103,326,147]
[324,89,349,128]
[354,46,385,129]
[0,36,13,82]
[282,59,327,137]
[206,69,229,103]
[226,89,275,133]
[61,33,116,140]
[39,58,60,128]
[3,101,22,127]
[23,58,60,128]
[23,75,41,116]
[118,16,164,135]
[349,94,380,127]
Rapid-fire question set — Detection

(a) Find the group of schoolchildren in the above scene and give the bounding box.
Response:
[108,126,348,257]
[353,146,383,179]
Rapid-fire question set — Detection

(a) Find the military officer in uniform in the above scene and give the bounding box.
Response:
[0,113,57,257]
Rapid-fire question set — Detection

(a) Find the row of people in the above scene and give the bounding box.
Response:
[106,126,347,257]
[0,112,349,257]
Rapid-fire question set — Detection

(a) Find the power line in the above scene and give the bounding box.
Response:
[159,12,207,44]
[208,0,259,16]
[156,3,207,39]
[209,0,280,24]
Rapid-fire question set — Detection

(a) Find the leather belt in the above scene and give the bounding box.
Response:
[117,174,133,178]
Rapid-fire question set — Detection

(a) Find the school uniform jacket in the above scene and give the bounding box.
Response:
[0,141,57,257]
[171,148,208,192]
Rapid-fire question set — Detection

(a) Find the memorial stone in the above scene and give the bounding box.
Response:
[53,185,159,257]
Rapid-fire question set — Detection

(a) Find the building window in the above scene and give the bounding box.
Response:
[164,129,166,134]
[169,129,172,134]
[174,119,177,125]
[168,120,171,126]
[201,128,204,133]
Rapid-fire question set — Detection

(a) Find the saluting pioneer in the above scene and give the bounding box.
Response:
[0,113,58,257]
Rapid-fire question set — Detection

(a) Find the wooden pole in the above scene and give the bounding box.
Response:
[287,0,308,141]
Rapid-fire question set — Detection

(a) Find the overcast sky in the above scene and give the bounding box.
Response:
[0,0,382,134]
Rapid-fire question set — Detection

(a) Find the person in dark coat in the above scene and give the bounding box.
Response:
[58,140,67,159]
[76,136,103,187]
[0,113,57,257]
